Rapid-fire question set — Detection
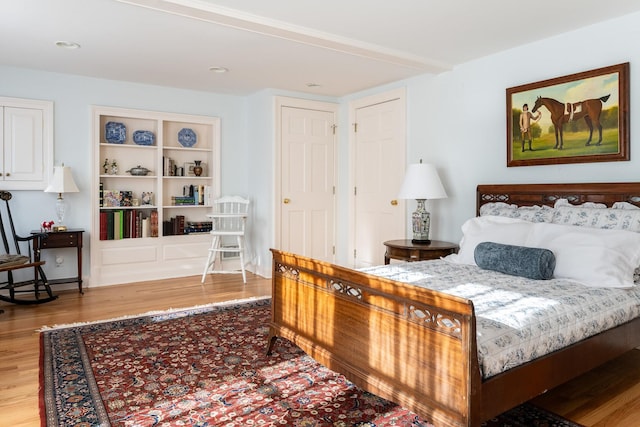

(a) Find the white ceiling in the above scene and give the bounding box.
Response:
[2,0,640,97]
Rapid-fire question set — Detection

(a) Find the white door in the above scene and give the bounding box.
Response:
[2,106,44,183]
[276,98,337,262]
[0,97,53,191]
[350,89,406,267]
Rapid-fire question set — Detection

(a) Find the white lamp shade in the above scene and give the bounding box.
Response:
[44,165,80,194]
[398,163,447,200]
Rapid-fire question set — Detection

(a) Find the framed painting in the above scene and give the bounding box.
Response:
[506,62,629,167]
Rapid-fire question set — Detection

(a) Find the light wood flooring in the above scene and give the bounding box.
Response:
[1,273,639,426]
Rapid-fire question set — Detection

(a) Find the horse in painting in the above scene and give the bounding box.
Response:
[532,95,610,149]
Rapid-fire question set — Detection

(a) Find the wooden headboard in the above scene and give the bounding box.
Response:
[477,182,640,215]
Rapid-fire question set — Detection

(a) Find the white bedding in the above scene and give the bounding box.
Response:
[361,259,640,379]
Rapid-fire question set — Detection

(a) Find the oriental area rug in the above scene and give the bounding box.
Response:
[40,297,583,427]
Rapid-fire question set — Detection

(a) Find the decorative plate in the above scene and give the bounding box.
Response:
[133,130,155,146]
[105,122,126,144]
[178,128,197,147]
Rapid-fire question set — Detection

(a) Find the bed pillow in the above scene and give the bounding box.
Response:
[552,205,640,232]
[612,201,640,210]
[445,216,534,265]
[474,242,555,280]
[553,199,607,208]
[527,222,640,288]
[479,202,554,223]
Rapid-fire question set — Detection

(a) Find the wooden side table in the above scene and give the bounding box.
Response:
[383,239,458,264]
[31,229,84,293]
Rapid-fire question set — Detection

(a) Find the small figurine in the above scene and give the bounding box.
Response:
[110,160,118,175]
[41,220,54,232]
[103,158,109,174]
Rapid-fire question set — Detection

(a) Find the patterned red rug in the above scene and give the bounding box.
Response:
[40,297,583,426]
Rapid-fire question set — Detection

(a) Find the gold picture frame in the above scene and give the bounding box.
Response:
[184,162,195,177]
[506,63,629,167]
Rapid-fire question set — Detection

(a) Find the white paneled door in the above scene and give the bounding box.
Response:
[277,98,337,262]
[351,89,406,267]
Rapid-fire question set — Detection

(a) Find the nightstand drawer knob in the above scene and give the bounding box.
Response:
[390,199,398,206]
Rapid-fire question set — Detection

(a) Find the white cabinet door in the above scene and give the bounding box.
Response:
[3,107,44,183]
[0,98,53,190]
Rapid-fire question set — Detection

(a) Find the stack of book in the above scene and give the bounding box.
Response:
[172,196,196,205]
[178,184,212,206]
[163,157,176,176]
[185,221,213,234]
[163,215,186,235]
[99,210,158,240]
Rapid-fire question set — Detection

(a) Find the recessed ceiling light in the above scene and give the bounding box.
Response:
[55,40,81,49]
[209,66,228,73]
[306,83,321,88]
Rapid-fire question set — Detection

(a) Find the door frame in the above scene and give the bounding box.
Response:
[348,87,406,267]
[274,96,339,257]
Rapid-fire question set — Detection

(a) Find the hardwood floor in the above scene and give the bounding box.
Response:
[1,273,639,426]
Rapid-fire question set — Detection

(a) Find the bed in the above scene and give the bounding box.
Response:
[266,182,640,427]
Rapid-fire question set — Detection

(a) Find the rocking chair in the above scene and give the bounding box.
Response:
[0,191,57,307]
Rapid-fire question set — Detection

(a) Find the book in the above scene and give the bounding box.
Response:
[185,221,212,234]
[150,210,159,237]
[163,220,172,236]
[113,211,122,240]
[198,185,205,205]
[135,211,142,238]
[171,196,195,205]
[106,211,114,240]
[99,211,108,240]
[142,218,149,238]
[177,215,185,235]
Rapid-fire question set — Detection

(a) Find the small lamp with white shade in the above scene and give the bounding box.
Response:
[44,164,79,232]
[397,160,447,244]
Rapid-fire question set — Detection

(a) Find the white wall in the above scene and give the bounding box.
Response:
[343,11,640,250]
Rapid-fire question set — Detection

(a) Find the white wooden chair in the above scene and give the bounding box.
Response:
[201,196,250,284]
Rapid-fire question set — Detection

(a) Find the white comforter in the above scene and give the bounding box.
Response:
[361,259,640,378]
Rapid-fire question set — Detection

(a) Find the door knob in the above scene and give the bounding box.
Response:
[283,198,290,204]
[390,199,398,206]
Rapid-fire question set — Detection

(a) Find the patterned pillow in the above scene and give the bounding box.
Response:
[552,205,640,232]
[553,199,607,208]
[612,201,640,210]
[479,202,554,223]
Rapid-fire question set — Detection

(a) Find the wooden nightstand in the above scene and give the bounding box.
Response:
[31,229,84,293]
[383,239,458,264]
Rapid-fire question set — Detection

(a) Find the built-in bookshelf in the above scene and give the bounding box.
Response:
[91,106,220,286]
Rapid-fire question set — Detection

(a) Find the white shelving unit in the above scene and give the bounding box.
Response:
[91,106,220,286]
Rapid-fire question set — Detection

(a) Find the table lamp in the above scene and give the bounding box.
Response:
[398,161,447,243]
[44,164,79,232]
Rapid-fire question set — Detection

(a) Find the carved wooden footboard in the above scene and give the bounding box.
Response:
[268,183,640,427]
[267,249,483,427]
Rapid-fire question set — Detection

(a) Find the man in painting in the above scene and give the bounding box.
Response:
[519,103,541,152]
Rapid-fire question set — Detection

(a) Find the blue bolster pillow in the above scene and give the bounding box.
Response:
[474,242,555,280]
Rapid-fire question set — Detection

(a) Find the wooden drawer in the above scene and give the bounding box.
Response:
[40,232,79,248]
